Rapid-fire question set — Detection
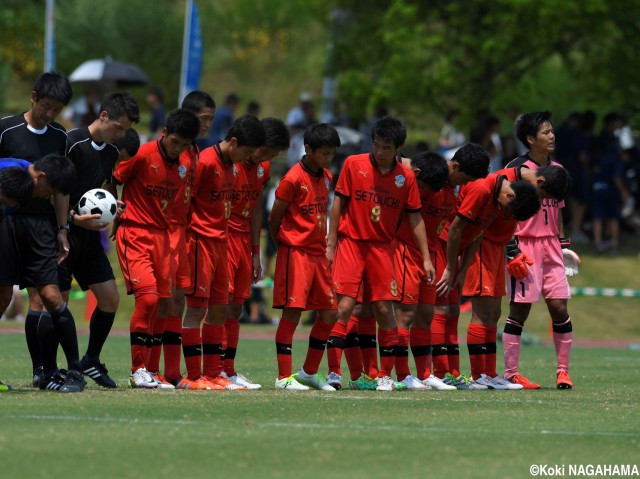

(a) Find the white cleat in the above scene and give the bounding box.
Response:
[326,371,342,390]
[129,368,157,389]
[487,374,524,390]
[275,374,310,390]
[399,375,430,390]
[423,374,457,390]
[296,368,336,391]
[221,371,262,390]
[376,376,396,391]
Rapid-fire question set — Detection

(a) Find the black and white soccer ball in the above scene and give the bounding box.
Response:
[78,188,118,223]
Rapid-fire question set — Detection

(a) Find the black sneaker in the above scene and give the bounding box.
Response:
[32,366,44,388]
[39,371,66,391]
[59,369,86,393]
[80,356,117,388]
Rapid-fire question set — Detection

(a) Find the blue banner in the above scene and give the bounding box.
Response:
[179,0,203,104]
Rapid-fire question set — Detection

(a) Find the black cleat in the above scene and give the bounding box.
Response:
[39,371,66,391]
[59,369,86,393]
[32,366,44,388]
[80,356,117,388]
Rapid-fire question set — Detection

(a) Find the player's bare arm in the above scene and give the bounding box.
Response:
[250,189,264,282]
[268,197,290,250]
[436,215,466,297]
[54,191,71,264]
[408,211,435,283]
[326,194,345,268]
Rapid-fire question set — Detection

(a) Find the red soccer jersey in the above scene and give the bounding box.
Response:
[171,144,198,226]
[114,139,182,229]
[483,166,520,244]
[396,184,457,251]
[439,173,505,250]
[188,144,235,239]
[275,160,332,256]
[228,160,271,234]
[335,153,421,243]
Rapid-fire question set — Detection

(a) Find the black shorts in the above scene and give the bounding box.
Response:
[58,226,114,291]
[0,212,59,288]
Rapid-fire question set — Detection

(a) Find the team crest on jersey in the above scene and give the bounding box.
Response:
[325,178,330,190]
[178,165,187,179]
[233,164,238,177]
[395,175,405,188]
[257,165,265,178]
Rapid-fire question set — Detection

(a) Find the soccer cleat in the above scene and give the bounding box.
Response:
[80,356,117,388]
[556,371,573,390]
[326,372,342,390]
[507,374,541,389]
[150,372,176,389]
[59,369,86,393]
[489,375,523,390]
[348,373,378,390]
[39,371,66,391]
[220,371,261,390]
[399,375,430,390]
[296,368,336,391]
[275,374,310,390]
[376,376,396,391]
[129,368,157,389]
[210,374,246,390]
[0,380,13,391]
[423,374,457,390]
[199,376,226,390]
[175,377,209,390]
[444,373,488,390]
[477,374,523,390]
[32,366,43,388]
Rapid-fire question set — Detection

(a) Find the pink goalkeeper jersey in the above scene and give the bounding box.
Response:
[507,155,565,238]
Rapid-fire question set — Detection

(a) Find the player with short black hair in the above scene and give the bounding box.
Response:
[222,117,290,390]
[113,108,200,389]
[502,111,577,390]
[61,92,140,388]
[113,128,140,161]
[179,114,265,390]
[270,123,340,390]
[0,71,88,392]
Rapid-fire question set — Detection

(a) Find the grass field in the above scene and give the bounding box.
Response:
[1,332,639,479]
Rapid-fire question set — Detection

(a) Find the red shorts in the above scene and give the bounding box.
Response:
[435,238,460,305]
[394,241,436,305]
[332,236,397,302]
[273,245,336,310]
[169,225,190,290]
[228,230,252,303]
[185,232,229,306]
[116,224,171,298]
[462,238,506,297]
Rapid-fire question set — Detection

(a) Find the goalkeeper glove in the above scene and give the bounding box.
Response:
[506,238,533,280]
[562,248,581,276]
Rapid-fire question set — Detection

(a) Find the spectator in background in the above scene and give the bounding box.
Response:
[555,112,591,244]
[146,86,165,139]
[438,109,466,156]
[286,92,313,127]
[246,101,261,118]
[60,87,101,130]
[591,112,628,253]
[359,102,388,153]
[210,93,240,144]
[286,95,317,168]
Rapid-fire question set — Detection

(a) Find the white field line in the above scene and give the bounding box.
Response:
[4,414,196,425]
[263,422,640,437]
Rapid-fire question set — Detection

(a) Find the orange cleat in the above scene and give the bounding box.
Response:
[556,371,573,390]
[200,376,225,390]
[176,376,209,390]
[507,374,541,390]
[210,374,246,390]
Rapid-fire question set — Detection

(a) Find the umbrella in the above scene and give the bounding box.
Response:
[69,59,149,88]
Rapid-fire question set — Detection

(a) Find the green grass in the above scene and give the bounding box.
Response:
[1,332,639,479]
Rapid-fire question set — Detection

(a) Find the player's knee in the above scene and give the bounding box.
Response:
[229,302,243,319]
[97,292,119,313]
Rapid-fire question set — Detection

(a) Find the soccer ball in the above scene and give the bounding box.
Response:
[78,188,118,223]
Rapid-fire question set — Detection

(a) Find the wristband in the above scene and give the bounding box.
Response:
[58,224,70,231]
[252,245,261,255]
[67,211,75,224]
